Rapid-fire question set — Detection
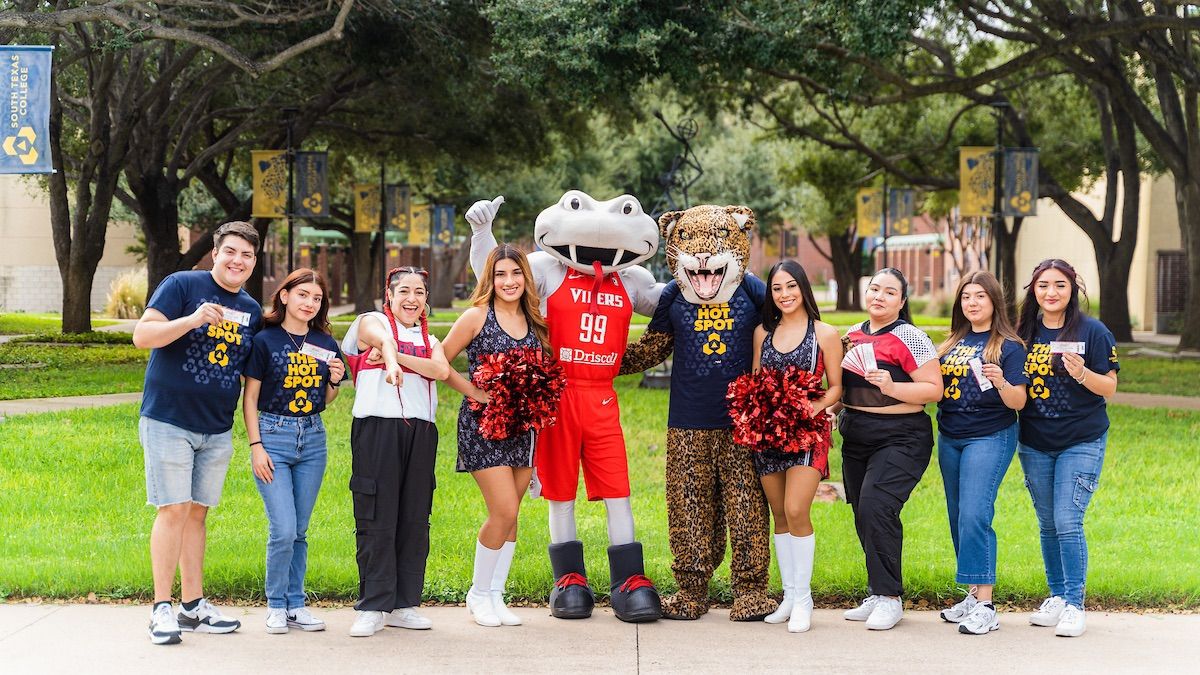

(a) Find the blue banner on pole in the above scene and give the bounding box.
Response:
[292,151,328,218]
[1003,149,1039,217]
[888,188,915,235]
[0,46,54,174]
[432,204,455,247]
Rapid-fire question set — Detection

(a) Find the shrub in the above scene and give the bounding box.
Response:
[105,267,147,319]
[11,331,133,345]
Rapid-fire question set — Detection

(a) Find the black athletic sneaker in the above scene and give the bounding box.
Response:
[148,603,182,645]
[177,598,241,634]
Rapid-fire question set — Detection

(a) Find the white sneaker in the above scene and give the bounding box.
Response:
[958,603,999,635]
[386,606,433,630]
[287,607,326,632]
[1054,604,1086,637]
[265,608,288,634]
[843,595,880,621]
[1030,595,1067,627]
[865,596,904,630]
[940,592,978,623]
[349,610,385,637]
[466,587,501,627]
[177,598,241,634]
[148,603,182,645]
[491,590,522,626]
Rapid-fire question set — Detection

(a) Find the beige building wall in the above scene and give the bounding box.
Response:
[0,174,142,313]
[1014,174,1181,332]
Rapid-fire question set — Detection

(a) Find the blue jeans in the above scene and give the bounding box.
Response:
[1018,432,1106,608]
[255,412,328,609]
[938,422,1018,585]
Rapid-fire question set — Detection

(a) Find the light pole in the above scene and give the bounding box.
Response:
[990,100,1009,289]
[283,107,299,272]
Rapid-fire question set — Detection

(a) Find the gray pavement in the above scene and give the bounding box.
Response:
[0,392,141,418]
[0,603,1194,674]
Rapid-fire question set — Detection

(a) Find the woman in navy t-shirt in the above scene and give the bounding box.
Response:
[242,268,345,635]
[934,271,1028,635]
[1015,259,1119,638]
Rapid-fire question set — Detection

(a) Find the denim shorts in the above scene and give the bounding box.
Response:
[140,416,235,507]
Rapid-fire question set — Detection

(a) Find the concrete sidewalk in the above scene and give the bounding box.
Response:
[0,604,1194,674]
[0,392,141,418]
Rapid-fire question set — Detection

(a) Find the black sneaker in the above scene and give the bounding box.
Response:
[148,603,182,645]
[177,598,241,634]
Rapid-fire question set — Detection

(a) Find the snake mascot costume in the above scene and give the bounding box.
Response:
[466,191,665,622]
[619,204,777,621]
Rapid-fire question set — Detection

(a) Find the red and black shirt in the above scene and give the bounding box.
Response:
[843,320,937,408]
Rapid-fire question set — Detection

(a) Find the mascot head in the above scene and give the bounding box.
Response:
[534,190,659,275]
[659,205,755,305]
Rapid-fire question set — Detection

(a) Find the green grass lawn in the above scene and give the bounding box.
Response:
[0,343,147,400]
[1,379,1196,609]
[1114,353,1200,397]
[0,313,115,335]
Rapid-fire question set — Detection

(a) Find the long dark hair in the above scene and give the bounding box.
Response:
[264,268,331,334]
[873,267,912,324]
[471,244,550,348]
[1017,258,1088,345]
[762,260,821,332]
[938,270,1023,362]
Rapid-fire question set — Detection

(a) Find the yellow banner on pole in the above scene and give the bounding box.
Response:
[354,184,380,233]
[409,204,432,244]
[856,188,882,237]
[959,147,994,217]
[251,150,286,218]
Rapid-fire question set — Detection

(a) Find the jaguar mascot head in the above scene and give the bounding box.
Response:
[658,204,755,305]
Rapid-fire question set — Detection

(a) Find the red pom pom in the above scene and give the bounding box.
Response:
[471,347,566,440]
[726,366,829,453]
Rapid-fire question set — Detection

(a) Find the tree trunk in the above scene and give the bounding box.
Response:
[429,238,472,308]
[827,232,863,310]
[1177,179,1200,350]
[352,232,381,312]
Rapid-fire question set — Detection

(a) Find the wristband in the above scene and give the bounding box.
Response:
[250,440,263,447]
[1074,370,1088,384]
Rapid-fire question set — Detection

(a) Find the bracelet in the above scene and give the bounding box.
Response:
[1074,370,1088,385]
[249,440,263,447]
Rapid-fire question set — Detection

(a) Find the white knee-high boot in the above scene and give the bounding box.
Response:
[764,533,795,624]
[788,533,815,633]
[468,540,502,627]
[490,541,521,626]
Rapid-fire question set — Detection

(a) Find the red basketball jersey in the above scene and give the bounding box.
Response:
[547,270,633,382]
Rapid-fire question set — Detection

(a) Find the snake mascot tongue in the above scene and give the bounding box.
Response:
[467,191,665,623]
[618,204,777,621]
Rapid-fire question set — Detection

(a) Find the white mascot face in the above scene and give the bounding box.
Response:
[534,190,659,275]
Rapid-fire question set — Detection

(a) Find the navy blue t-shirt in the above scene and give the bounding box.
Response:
[244,325,342,416]
[646,275,766,429]
[936,330,1029,438]
[1019,316,1119,451]
[140,271,262,434]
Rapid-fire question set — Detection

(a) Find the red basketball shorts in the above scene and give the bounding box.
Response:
[536,381,630,501]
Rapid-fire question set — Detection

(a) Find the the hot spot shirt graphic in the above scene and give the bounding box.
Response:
[940,343,977,400]
[1024,342,1055,401]
[182,313,250,390]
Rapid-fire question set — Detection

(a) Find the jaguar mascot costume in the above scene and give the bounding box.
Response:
[466,192,666,623]
[619,204,776,621]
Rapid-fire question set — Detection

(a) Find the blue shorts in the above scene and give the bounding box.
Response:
[140,416,234,507]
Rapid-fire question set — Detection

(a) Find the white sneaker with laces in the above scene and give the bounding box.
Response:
[177,598,241,634]
[386,606,433,630]
[265,608,288,634]
[1054,604,1086,637]
[491,591,522,626]
[864,596,904,630]
[958,603,999,635]
[940,592,978,623]
[843,595,880,621]
[148,603,182,645]
[287,607,326,632]
[1030,595,1067,627]
[349,610,385,637]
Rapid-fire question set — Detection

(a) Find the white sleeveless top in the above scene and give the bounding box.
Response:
[341,312,439,422]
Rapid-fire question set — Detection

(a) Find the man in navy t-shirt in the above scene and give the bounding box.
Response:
[133,221,262,645]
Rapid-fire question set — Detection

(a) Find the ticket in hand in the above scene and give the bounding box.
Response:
[222,308,251,326]
[859,342,878,372]
[968,357,994,392]
[299,342,336,363]
[1049,341,1086,354]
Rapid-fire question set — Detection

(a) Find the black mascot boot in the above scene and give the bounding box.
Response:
[608,542,663,623]
[548,540,595,619]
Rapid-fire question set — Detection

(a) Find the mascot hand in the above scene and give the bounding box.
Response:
[466,195,505,233]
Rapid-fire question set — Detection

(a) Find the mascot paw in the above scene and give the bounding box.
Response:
[729,592,778,622]
[661,589,710,621]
